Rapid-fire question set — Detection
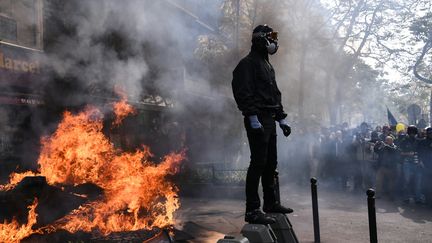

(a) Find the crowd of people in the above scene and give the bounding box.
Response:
[287,122,432,207]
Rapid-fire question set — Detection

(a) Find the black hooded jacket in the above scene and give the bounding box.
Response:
[231,47,287,121]
[419,137,432,169]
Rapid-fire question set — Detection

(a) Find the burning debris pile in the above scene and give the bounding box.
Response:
[0,99,184,242]
[0,199,40,242]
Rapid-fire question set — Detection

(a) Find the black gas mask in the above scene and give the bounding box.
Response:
[252,25,279,55]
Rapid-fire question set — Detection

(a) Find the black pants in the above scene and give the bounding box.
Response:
[423,169,432,206]
[244,113,278,212]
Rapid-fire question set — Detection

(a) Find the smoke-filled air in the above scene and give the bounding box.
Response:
[0,0,431,242]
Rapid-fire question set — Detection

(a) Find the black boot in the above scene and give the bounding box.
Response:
[245,209,276,224]
[263,203,294,214]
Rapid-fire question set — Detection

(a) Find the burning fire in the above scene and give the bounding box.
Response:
[0,199,39,243]
[0,171,38,191]
[113,99,136,126]
[112,91,136,126]
[0,99,184,241]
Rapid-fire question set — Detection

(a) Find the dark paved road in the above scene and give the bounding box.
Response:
[176,184,432,242]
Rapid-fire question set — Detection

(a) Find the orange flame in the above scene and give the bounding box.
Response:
[0,171,38,191]
[0,99,184,239]
[0,199,39,243]
[112,98,136,127]
[112,85,136,127]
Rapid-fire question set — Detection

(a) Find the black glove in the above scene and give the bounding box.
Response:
[280,124,291,137]
[278,119,291,137]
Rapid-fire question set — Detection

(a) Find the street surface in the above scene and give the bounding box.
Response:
[176,184,432,243]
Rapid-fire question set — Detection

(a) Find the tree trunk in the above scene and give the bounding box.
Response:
[324,71,336,125]
[413,38,432,84]
[298,41,307,123]
[430,88,432,127]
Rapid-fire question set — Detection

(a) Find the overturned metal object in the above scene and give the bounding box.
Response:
[240,224,277,243]
[267,213,299,243]
[217,234,250,243]
[218,213,299,243]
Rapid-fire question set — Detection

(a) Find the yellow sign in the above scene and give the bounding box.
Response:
[0,51,40,74]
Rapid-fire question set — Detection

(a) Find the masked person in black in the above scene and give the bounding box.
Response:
[232,24,293,225]
[374,136,398,199]
[419,127,432,206]
[399,125,425,203]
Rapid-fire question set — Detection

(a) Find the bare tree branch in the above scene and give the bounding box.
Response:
[373,33,415,55]
[352,1,383,59]
[332,0,353,39]
[413,37,432,83]
[337,0,364,52]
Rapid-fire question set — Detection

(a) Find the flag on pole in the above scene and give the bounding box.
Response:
[387,106,398,126]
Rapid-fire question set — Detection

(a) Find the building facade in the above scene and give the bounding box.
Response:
[0,0,242,181]
[0,0,47,180]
